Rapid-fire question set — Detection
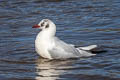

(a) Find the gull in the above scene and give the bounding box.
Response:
[32,19,97,59]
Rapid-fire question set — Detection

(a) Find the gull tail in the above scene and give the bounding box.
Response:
[77,45,107,54]
[78,45,97,50]
[74,45,97,57]
[76,48,96,57]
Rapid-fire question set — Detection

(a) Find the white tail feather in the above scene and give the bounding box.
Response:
[78,45,97,50]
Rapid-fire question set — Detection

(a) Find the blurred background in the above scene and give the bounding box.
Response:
[0,0,120,80]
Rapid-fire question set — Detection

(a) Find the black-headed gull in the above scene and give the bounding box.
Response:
[32,19,97,59]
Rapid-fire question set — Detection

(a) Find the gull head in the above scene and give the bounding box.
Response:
[33,19,56,36]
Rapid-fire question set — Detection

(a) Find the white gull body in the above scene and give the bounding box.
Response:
[33,19,97,59]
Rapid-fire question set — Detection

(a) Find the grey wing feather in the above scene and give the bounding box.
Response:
[49,47,77,59]
[48,37,96,59]
[54,37,80,55]
[48,37,80,59]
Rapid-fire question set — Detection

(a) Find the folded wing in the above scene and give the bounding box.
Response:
[48,37,96,59]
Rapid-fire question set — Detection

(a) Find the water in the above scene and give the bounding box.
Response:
[0,0,120,80]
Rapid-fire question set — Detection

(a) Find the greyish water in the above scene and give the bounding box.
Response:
[0,0,120,80]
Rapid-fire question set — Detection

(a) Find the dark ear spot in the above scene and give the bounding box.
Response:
[45,24,49,28]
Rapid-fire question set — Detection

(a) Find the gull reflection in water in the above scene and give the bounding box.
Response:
[35,58,75,80]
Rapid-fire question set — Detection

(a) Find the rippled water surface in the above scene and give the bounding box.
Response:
[0,0,120,80]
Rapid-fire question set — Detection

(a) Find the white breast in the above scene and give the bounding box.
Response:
[35,33,54,59]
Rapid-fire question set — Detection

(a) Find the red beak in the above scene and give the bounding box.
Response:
[32,24,40,28]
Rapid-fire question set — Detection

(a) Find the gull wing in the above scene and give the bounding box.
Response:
[48,37,79,59]
[48,47,77,59]
[48,37,95,59]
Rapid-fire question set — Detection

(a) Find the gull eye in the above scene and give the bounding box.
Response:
[45,24,49,28]
[41,22,44,27]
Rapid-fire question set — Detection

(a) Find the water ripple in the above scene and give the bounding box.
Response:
[0,0,120,80]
